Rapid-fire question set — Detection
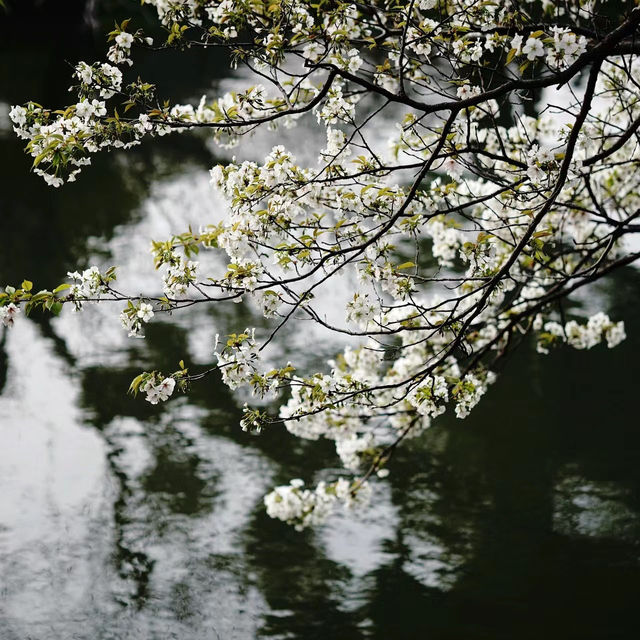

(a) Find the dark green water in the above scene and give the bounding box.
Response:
[1,3,639,639]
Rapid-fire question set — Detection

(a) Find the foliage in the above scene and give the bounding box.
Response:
[4,0,640,529]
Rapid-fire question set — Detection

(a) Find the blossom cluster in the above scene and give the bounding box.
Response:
[536,313,627,355]
[214,329,262,390]
[119,302,154,338]
[141,376,176,404]
[161,253,199,297]
[108,30,134,66]
[264,478,372,530]
[0,303,20,328]
[66,266,116,310]
[511,27,587,69]
[67,266,108,300]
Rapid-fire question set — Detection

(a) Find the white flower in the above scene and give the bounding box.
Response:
[75,61,93,85]
[68,266,105,298]
[115,32,134,49]
[0,303,20,328]
[316,85,355,124]
[443,156,463,180]
[454,371,495,419]
[321,128,351,162]
[209,164,225,189]
[407,27,431,56]
[43,174,63,188]
[214,328,261,389]
[408,375,449,418]
[527,162,545,183]
[511,34,524,55]
[253,290,282,318]
[142,377,176,404]
[535,146,554,164]
[75,100,94,120]
[605,321,626,348]
[335,433,374,471]
[97,63,122,98]
[156,377,176,400]
[522,37,545,60]
[346,293,377,329]
[9,105,27,127]
[91,100,107,117]
[137,302,154,322]
[457,84,480,100]
[161,254,199,297]
[303,41,323,61]
[469,42,484,62]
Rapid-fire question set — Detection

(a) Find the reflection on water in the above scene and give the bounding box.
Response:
[554,469,640,541]
[1,4,640,639]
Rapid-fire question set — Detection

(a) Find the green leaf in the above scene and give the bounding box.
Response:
[128,373,146,395]
[32,151,50,168]
[21,280,33,291]
[396,261,415,270]
[50,301,63,316]
[30,291,51,302]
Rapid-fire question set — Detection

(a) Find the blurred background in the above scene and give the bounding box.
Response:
[1,1,639,638]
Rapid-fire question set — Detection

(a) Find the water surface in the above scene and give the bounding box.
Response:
[1,4,639,639]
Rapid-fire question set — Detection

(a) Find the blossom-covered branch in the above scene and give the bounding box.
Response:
[4,0,640,530]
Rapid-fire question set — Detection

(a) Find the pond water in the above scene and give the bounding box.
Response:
[1,3,640,639]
